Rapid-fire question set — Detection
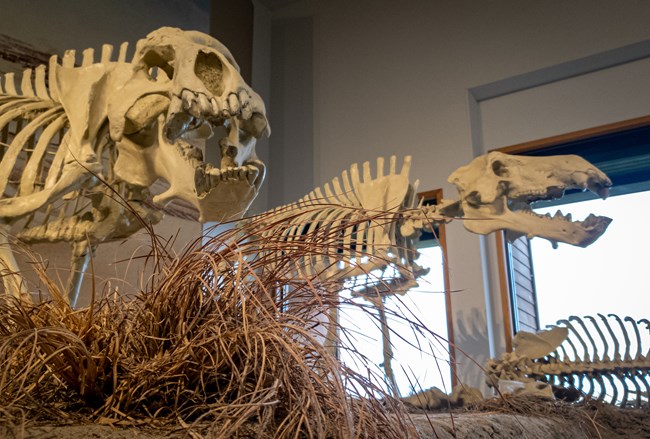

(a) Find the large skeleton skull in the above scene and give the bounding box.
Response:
[448,151,612,247]
[112,27,269,222]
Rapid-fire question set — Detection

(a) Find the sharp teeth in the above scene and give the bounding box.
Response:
[197,93,211,115]
[164,96,186,140]
[245,165,259,185]
[211,97,220,114]
[595,186,610,199]
[169,95,183,116]
[209,172,219,188]
[182,89,195,110]
[181,90,202,118]
[565,213,572,221]
[582,213,597,227]
[200,166,258,191]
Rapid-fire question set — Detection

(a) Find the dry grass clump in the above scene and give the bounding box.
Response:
[0,207,426,438]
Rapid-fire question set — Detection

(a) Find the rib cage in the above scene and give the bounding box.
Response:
[0,41,136,242]
[488,314,650,407]
[250,156,428,288]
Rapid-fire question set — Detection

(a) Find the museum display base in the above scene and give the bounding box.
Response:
[0,413,650,439]
[4,402,649,439]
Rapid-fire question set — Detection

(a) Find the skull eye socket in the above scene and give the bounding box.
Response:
[195,51,225,96]
[491,160,509,177]
[141,45,176,80]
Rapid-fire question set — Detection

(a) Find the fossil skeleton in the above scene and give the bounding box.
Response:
[252,153,613,289]
[0,27,614,326]
[0,27,269,305]
[248,153,613,396]
[486,314,650,407]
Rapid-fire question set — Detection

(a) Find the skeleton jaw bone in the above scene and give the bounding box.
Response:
[116,114,264,223]
[159,94,267,221]
[448,151,613,247]
[461,200,612,247]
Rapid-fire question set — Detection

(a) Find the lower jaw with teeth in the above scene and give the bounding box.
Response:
[462,207,612,248]
[195,164,261,196]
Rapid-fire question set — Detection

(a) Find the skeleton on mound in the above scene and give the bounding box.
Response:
[0,28,613,396]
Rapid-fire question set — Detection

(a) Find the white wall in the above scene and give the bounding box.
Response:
[268,0,650,388]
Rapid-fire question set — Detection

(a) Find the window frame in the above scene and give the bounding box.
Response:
[417,188,457,387]
[492,114,650,352]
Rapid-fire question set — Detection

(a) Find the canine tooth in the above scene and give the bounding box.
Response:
[169,95,183,114]
[582,214,597,227]
[245,165,258,184]
[188,100,202,118]
[228,93,240,115]
[197,93,211,115]
[165,96,191,140]
[210,97,220,114]
[241,100,252,120]
[182,89,195,110]
[239,89,252,119]
[565,213,572,221]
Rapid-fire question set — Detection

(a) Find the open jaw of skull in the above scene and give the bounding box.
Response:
[111,27,270,222]
[447,151,613,247]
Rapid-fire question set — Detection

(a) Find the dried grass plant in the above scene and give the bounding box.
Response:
[0,204,447,438]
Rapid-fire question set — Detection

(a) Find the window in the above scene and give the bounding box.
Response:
[338,190,455,397]
[496,116,650,344]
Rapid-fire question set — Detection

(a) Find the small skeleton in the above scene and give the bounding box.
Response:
[486,314,650,407]
[0,28,269,305]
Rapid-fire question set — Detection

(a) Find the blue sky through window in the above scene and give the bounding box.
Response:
[531,190,650,327]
